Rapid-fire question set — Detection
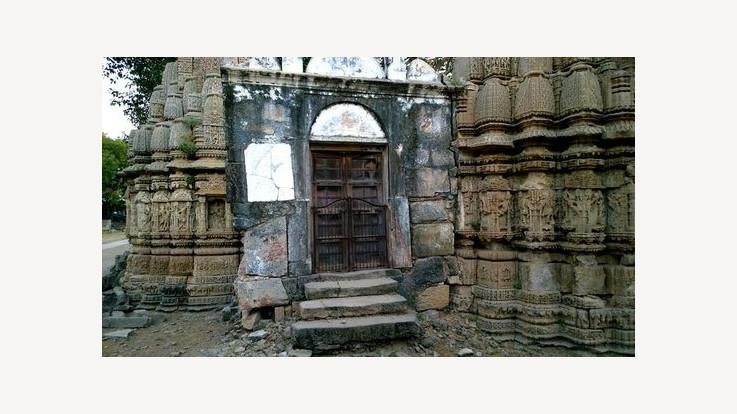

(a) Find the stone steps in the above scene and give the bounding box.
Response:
[298,293,408,320]
[304,277,398,300]
[292,313,421,350]
[316,268,401,282]
[291,268,420,350]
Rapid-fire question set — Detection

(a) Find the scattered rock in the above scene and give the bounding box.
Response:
[288,349,312,357]
[457,348,474,357]
[169,351,182,357]
[241,310,261,330]
[221,305,234,322]
[421,336,436,348]
[102,313,152,329]
[234,346,245,353]
[419,309,440,320]
[248,330,269,341]
[103,329,134,339]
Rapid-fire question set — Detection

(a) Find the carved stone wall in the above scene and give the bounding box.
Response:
[452,57,635,354]
[121,58,240,311]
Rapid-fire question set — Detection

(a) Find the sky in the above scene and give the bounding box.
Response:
[101,68,134,140]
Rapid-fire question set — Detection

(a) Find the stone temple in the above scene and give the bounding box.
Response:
[120,57,635,354]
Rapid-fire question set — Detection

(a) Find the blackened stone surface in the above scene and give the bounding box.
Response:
[399,256,449,305]
[239,217,287,277]
[407,168,450,197]
[410,200,448,223]
[388,196,412,268]
[411,223,454,257]
[287,200,310,276]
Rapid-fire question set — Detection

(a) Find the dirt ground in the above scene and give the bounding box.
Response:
[102,309,612,357]
[102,230,127,243]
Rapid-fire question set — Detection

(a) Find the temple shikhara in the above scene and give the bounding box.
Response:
[120,57,635,354]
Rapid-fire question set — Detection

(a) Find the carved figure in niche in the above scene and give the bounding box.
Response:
[156,203,170,232]
[479,191,512,233]
[563,189,604,233]
[519,190,554,240]
[171,202,191,233]
[136,197,151,233]
[462,192,479,230]
[207,200,225,232]
[607,185,634,234]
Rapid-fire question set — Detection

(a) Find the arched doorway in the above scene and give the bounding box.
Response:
[309,104,389,272]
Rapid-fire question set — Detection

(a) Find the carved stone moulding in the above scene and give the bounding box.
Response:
[474,77,512,130]
[471,286,516,301]
[554,57,596,72]
[148,85,166,121]
[558,63,603,118]
[164,81,184,120]
[515,319,559,340]
[184,294,232,310]
[558,324,607,346]
[518,57,552,77]
[476,317,516,336]
[477,299,519,319]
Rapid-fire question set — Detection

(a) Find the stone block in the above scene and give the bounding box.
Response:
[408,168,450,197]
[399,256,449,304]
[411,223,454,257]
[558,264,573,293]
[241,310,261,330]
[388,196,412,268]
[233,276,290,312]
[606,266,635,296]
[274,306,285,322]
[239,217,288,277]
[519,261,559,292]
[459,258,477,285]
[415,284,450,311]
[102,314,152,329]
[572,265,606,295]
[410,200,448,223]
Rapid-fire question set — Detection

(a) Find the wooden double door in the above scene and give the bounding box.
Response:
[312,149,388,272]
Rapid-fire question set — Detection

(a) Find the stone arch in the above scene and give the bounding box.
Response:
[309,103,387,144]
[306,57,385,79]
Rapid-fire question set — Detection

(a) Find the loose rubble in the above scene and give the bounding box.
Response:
[102,308,609,357]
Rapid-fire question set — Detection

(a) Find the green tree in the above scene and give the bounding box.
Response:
[103,57,176,127]
[102,133,129,219]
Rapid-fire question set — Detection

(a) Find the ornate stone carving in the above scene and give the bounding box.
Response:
[164,81,183,120]
[561,189,605,242]
[513,74,555,120]
[518,189,555,241]
[478,191,512,239]
[474,78,511,126]
[483,57,511,78]
[559,65,603,116]
[134,190,151,236]
[607,184,635,238]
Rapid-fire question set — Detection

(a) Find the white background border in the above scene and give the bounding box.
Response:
[2,0,736,413]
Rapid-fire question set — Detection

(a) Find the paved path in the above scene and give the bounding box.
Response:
[103,239,129,276]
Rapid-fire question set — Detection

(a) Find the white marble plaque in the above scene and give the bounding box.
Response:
[244,143,295,202]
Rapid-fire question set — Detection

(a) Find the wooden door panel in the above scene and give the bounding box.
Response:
[312,150,388,272]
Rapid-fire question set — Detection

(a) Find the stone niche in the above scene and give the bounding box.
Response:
[223,63,456,317]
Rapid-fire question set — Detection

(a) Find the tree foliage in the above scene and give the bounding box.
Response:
[102,133,129,218]
[103,57,176,127]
